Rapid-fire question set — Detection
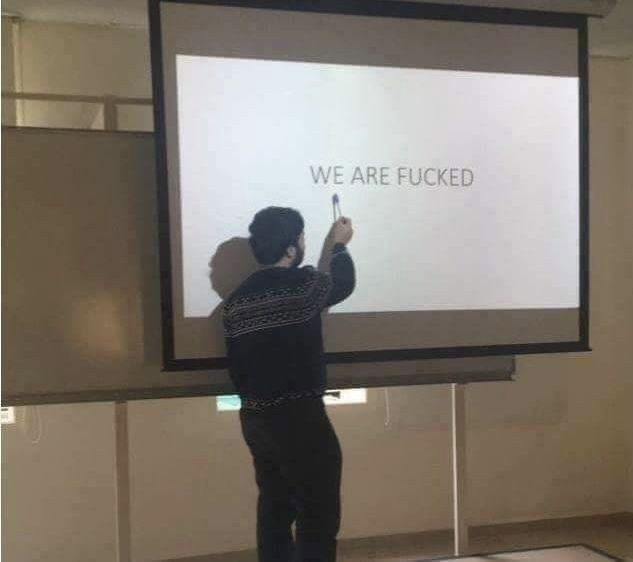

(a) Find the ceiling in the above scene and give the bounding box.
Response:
[2,0,632,57]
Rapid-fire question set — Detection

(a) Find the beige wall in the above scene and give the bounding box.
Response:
[1,403,117,562]
[128,54,633,562]
[1,40,632,562]
[2,17,17,125]
[1,18,15,90]
[10,19,151,129]
[628,54,633,511]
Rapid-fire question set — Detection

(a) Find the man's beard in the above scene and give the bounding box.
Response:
[291,245,304,268]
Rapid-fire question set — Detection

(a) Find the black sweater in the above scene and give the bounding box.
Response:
[223,244,355,409]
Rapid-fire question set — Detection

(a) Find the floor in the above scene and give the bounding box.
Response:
[421,545,619,561]
[337,519,633,562]
[184,517,633,562]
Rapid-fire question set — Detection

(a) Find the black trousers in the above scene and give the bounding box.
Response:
[240,396,342,562]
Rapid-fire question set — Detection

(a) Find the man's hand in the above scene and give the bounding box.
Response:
[332,217,353,245]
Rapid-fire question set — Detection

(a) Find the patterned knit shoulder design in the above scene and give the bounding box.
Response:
[223,268,332,338]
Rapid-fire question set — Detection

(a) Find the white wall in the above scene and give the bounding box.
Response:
[1,20,632,562]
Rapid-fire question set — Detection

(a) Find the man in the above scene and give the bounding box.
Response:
[222,207,355,562]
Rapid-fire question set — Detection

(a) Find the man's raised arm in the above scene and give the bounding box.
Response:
[325,218,355,308]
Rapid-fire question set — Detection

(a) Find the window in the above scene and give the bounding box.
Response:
[216,389,367,411]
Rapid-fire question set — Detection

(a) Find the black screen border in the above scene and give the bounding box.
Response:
[149,0,590,371]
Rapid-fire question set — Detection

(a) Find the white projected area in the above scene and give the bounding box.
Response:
[176,55,579,318]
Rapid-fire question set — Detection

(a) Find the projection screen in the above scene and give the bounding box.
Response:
[149,0,589,370]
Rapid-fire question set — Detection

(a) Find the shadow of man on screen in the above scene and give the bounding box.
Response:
[208,228,336,331]
[207,237,259,328]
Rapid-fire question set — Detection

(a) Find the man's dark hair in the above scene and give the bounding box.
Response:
[248,207,304,265]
